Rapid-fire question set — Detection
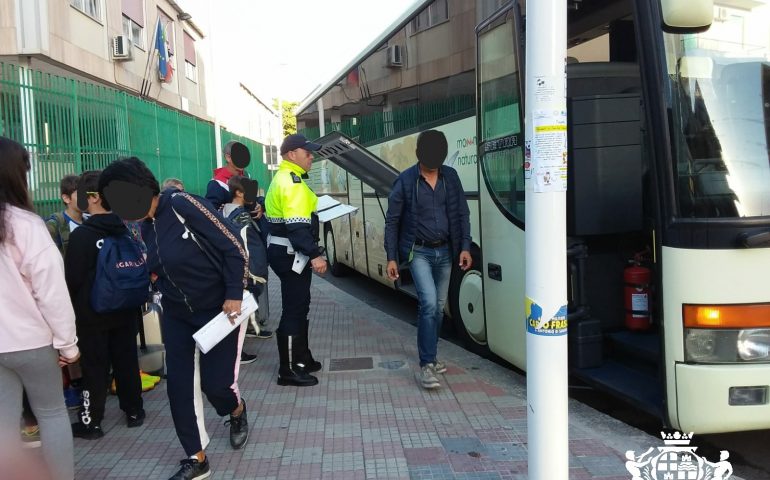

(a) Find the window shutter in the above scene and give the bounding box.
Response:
[184,32,196,65]
[121,0,144,28]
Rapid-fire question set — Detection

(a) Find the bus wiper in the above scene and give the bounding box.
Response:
[739,230,770,248]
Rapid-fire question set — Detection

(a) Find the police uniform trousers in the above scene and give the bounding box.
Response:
[162,307,245,456]
[268,244,311,336]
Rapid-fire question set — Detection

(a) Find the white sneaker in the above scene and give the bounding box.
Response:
[420,364,440,389]
[433,360,447,374]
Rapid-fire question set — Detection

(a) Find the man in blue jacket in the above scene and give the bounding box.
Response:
[100,158,251,480]
[384,130,472,390]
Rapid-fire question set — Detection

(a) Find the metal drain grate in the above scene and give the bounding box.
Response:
[328,357,374,372]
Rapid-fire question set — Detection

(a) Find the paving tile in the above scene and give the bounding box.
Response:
[70,272,646,479]
[280,446,323,466]
[408,463,456,479]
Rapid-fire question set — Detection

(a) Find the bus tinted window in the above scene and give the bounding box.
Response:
[479,13,525,223]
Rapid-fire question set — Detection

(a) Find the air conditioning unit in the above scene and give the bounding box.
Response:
[111,35,132,60]
[387,45,403,67]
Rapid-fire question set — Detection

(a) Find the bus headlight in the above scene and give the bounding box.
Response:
[684,329,770,363]
[683,304,770,363]
[684,329,719,362]
[737,329,770,361]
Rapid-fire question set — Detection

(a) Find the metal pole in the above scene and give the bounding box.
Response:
[317,97,325,137]
[524,0,568,478]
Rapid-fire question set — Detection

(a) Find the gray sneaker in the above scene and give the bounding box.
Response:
[433,360,447,374]
[420,364,440,389]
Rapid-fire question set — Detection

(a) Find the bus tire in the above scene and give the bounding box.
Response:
[448,245,488,354]
[324,223,347,277]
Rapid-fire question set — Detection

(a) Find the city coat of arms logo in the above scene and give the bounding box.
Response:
[625,432,733,480]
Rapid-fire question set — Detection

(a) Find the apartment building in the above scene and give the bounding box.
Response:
[0,0,208,117]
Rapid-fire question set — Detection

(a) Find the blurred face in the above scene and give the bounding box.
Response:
[286,148,314,172]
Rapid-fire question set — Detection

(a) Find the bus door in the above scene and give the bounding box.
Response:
[475,5,528,368]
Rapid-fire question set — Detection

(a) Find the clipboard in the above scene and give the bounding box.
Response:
[317,195,358,223]
[192,292,258,354]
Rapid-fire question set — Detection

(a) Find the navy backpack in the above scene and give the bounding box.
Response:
[90,234,150,313]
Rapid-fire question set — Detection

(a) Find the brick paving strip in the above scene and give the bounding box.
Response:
[73,273,672,479]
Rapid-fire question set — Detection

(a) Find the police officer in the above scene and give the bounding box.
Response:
[265,134,328,387]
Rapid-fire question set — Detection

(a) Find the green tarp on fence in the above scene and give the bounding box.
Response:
[0,62,269,217]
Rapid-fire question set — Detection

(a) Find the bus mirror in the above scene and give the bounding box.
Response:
[661,0,713,33]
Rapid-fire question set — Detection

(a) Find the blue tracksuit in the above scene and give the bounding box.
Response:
[142,189,248,456]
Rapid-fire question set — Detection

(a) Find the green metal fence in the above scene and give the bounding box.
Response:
[0,62,269,217]
[298,94,474,146]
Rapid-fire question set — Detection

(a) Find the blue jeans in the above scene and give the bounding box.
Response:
[409,245,452,367]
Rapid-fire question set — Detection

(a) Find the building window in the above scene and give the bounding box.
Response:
[184,61,197,82]
[70,0,101,21]
[183,32,197,82]
[121,0,144,48]
[122,16,144,49]
[410,0,448,34]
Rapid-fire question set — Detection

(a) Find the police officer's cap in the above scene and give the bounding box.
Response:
[280,134,322,156]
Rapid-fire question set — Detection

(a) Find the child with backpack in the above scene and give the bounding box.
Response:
[45,174,82,257]
[221,176,272,368]
[64,170,146,439]
[223,175,273,343]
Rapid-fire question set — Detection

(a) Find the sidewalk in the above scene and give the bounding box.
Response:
[74,274,660,479]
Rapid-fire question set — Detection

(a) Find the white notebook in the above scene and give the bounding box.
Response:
[193,292,258,354]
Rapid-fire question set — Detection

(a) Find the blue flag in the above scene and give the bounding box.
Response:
[156,20,168,80]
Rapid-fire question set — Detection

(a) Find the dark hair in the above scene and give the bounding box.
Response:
[60,174,79,197]
[0,137,32,243]
[79,170,105,210]
[227,175,246,195]
[99,157,160,197]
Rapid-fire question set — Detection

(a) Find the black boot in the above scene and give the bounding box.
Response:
[294,327,322,373]
[277,335,318,387]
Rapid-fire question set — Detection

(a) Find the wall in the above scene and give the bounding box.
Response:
[0,0,208,120]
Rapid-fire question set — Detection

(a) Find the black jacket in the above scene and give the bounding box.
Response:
[64,213,141,332]
[385,164,471,264]
[142,190,248,323]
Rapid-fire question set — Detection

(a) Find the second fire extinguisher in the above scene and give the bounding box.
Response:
[624,256,652,331]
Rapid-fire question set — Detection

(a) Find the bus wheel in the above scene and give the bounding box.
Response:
[448,245,487,352]
[324,224,347,277]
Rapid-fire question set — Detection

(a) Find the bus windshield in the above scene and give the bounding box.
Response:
[665,4,770,219]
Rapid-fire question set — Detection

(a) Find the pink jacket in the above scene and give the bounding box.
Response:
[0,205,79,358]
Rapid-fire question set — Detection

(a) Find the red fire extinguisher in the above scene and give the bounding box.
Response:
[624,255,652,331]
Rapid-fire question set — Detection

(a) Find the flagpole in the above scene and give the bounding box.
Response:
[141,16,161,97]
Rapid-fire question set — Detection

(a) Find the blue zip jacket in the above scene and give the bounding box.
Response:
[384,164,471,265]
[142,189,247,322]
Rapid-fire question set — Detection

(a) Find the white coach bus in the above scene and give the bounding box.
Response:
[296,0,770,434]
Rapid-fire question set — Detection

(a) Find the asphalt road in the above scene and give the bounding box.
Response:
[319,268,770,480]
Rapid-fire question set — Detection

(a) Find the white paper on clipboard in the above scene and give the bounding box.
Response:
[193,292,258,354]
[316,195,341,211]
[318,204,358,223]
[316,194,358,222]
